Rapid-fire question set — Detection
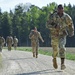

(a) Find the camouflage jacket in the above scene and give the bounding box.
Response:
[29,30,43,43]
[46,12,74,38]
[6,36,13,44]
[13,38,18,44]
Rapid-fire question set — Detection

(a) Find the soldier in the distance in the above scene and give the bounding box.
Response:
[0,36,5,52]
[2,36,5,48]
[13,36,18,50]
[29,26,44,58]
[6,36,13,51]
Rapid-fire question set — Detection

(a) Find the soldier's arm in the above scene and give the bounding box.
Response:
[17,38,18,43]
[46,13,57,30]
[38,32,44,42]
[29,30,35,39]
[46,13,52,29]
[66,14,74,37]
[2,37,5,44]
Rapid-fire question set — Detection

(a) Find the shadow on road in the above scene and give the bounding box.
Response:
[16,69,63,75]
[4,57,33,61]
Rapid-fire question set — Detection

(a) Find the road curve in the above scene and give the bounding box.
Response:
[0,50,75,75]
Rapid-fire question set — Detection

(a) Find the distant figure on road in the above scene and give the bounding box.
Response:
[46,4,74,70]
[0,36,5,52]
[29,26,44,58]
[2,36,5,48]
[6,36,13,51]
[13,36,18,50]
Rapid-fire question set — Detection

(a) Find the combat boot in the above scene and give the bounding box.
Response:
[33,52,35,57]
[61,58,66,70]
[53,58,58,69]
[36,55,38,58]
[61,64,66,70]
[36,52,38,58]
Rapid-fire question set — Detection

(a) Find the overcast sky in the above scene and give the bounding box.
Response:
[0,0,75,12]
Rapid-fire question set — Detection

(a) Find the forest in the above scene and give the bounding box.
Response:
[0,2,75,47]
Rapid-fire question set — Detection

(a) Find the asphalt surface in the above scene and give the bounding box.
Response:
[0,49,75,75]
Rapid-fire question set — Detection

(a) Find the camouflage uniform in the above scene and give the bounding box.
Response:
[2,37,5,48]
[13,36,18,50]
[46,7,74,70]
[46,12,74,59]
[29,29,44,58]
[6,36,13,51]
[0,36,4,52]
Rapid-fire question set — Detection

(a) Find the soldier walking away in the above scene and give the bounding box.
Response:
[29,26,44,58]
[6,36,13,51]
[0,36,5,52]
[13,36,18,50]
[46,4,74,70]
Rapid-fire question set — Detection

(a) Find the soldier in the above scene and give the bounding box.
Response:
[29,26,44,58]
[46,4,74,70]
[6,36,13,51]
[2,36,5,48]
[0,36,5,52]
[13,36,18,50]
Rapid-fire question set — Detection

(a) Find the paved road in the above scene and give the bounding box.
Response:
[0,50,75,75]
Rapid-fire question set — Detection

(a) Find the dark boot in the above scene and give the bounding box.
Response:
[61,58,66,70]
[33,52,35,57]
[36,49,38,58]
[36,52,38,58]
[36,55,38,58]
[53,58,58,69]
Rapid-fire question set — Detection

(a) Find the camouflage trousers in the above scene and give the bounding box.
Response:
[31,41,39,56]
[51,36,66,58]
[7,44,12,51]
[14,43,17,50]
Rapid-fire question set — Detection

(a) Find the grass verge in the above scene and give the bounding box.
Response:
[16,47,75,61]
[3,47,75,61]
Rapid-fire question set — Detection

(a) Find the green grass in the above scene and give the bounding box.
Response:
[38,49,52,56]
[3,47,75,61]
[66,53,75,60]
[17,47,52,55]
[17,47,75,61]
[17,47,31,52]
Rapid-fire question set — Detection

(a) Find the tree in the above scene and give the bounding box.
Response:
[1,12,12,38]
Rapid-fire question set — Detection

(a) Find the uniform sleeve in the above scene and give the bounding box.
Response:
[17,38,18,43]
[38,32,44,42]
[46,12,58,33]
[46,13,53,29]
[2,37,5,44]
[66,14,74,36]
[29,30,34,39]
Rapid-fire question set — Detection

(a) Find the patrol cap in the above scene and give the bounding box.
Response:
[57,4,63,9]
